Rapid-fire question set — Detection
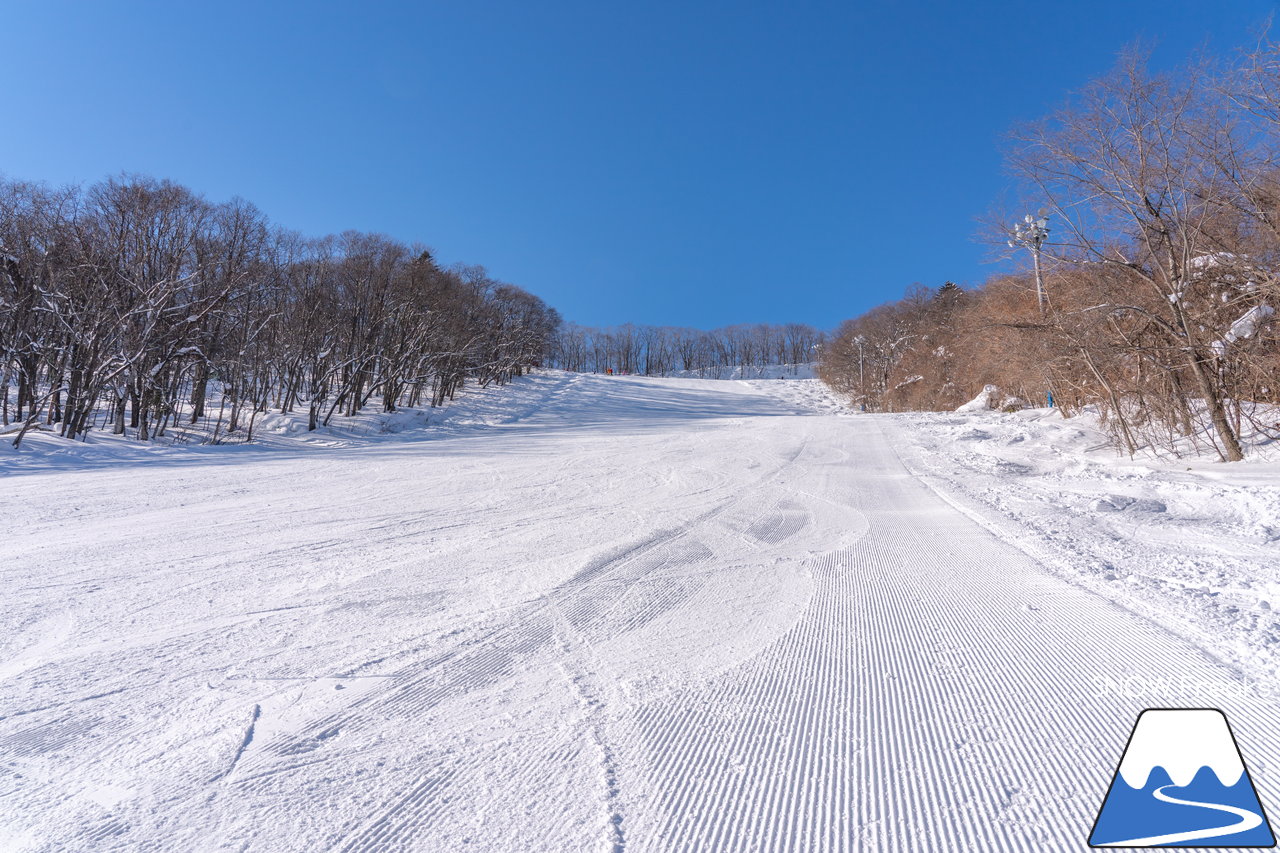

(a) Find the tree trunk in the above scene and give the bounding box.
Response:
[114,395,127,435]
[1186,353,1243,461]
[190,362,209,422]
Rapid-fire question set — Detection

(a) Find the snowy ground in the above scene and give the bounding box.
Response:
[0,372,576,474]
[2,371,1278,851]
[893,405,1280,690]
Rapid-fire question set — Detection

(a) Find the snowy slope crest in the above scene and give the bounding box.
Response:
[1118,709,1244,789]
[670,362,818,380]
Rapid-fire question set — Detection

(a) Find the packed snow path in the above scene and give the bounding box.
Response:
[2,373,1277,852]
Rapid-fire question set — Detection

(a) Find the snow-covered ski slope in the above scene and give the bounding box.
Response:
[2,371,1277,852]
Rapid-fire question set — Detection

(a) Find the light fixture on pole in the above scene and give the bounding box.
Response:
[1009,211,1050,315]
[853,334,866,411]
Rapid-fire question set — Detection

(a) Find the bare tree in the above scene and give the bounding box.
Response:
[0,174,561,448]
[1007,51,1255,459]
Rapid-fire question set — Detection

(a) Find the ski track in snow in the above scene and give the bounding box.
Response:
[1,371,1277,851]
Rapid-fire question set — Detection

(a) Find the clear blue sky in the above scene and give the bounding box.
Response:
[4,1,1276,329]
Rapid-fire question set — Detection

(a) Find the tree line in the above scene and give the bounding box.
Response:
[0,175,560,447]
[822,39,1280,461]
[551,322,824,377]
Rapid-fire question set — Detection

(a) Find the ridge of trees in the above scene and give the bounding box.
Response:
[821,40,1280,461]
[551,322,825,377]
[0,174,560,447]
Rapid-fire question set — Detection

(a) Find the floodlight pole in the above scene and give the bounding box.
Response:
[854,335,865,388]
[853,334,867,412]
[1031,235,1045,316]
[1012,214,1051,317]
[1011,213,1055,408]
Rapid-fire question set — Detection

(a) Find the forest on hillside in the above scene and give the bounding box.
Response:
[822,41,1280,461]
[0,175,560,447]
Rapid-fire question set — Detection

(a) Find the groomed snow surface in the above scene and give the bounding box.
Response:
[2,371,1278,851]
[895,402,1280,690]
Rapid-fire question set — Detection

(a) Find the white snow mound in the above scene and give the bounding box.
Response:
[955,385,1000,413]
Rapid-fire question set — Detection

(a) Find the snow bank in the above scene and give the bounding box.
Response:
[0,370,577,476]
[955,384,999,412]
[888,404,1280,688]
